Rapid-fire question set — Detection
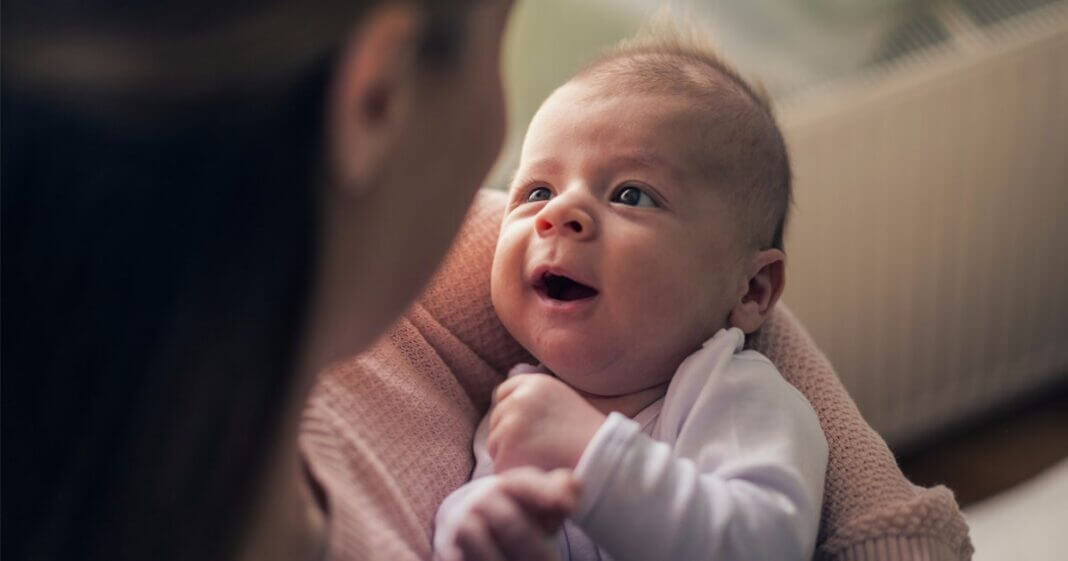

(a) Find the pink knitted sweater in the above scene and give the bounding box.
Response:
[300,189,973,561]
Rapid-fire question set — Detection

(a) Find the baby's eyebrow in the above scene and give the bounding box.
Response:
[515,157,564,181]
[606,153,684,182]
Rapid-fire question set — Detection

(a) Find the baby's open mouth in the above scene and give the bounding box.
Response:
[536,272,599,302]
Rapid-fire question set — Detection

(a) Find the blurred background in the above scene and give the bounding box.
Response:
[495,1,1068,559]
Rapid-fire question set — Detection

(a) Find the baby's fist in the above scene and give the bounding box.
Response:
[487,373,606,472]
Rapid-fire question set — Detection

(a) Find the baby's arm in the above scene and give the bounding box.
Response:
[573,352,828,561]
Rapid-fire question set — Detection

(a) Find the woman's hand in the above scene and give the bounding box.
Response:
[487,373,607,473]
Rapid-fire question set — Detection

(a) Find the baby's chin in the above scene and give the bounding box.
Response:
[545,362,667,400]
[522,341,592,375]
[534,350,635,396]
[531,335,684,397]
[509,323,658,393]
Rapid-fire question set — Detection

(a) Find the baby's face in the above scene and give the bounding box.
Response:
[491,81,752,397]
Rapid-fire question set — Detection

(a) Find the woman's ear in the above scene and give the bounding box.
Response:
[328,4,421,195]
[729,249,786,334]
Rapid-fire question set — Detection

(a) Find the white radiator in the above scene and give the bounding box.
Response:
[778,4,1068,447]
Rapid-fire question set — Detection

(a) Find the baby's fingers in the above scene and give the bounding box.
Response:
[470,488,560,561]
[449,515,507,561]
[498,468,581,530]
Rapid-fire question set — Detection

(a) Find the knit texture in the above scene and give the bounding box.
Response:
[300,189,973,561]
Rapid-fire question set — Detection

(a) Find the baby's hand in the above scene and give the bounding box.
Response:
[438,467,579,561]
[488,373,606,472]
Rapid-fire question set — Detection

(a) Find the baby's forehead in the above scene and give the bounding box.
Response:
[572,59,772,163]
[532,83,745,177]
[570,53,752,112]
[559,69,758,147]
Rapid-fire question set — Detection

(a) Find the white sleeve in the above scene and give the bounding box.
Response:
[571,354,828,561]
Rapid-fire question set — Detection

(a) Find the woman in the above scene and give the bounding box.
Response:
[2,1,514,560]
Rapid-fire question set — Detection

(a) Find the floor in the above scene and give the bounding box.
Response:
[895,380,1068,507]
[964,457,1067,561]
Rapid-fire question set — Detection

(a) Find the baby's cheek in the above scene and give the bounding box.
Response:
[490,237,523,315]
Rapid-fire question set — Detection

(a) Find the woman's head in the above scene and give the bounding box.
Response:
[309,0,512,367]
[1,1,512,560]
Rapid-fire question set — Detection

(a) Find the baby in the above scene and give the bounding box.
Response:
[435,31,828,561]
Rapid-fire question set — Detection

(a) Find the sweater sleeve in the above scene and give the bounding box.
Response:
[572,351,828,561]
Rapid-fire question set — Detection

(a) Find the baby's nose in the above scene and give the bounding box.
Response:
[535,201,595,239]
[536,217,584,234]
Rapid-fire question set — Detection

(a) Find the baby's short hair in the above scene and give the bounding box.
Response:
[574,25,791,251]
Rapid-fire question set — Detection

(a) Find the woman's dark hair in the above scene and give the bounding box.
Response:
[1,2,471,560]
[2,60,330,561]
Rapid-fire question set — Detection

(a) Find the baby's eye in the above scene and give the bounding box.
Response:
[526,186,553,202]
[612,185,657,208]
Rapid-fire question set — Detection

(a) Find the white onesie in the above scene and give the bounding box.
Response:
[434,327,828,561]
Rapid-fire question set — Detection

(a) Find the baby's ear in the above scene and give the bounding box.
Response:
[728,249,786,334]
